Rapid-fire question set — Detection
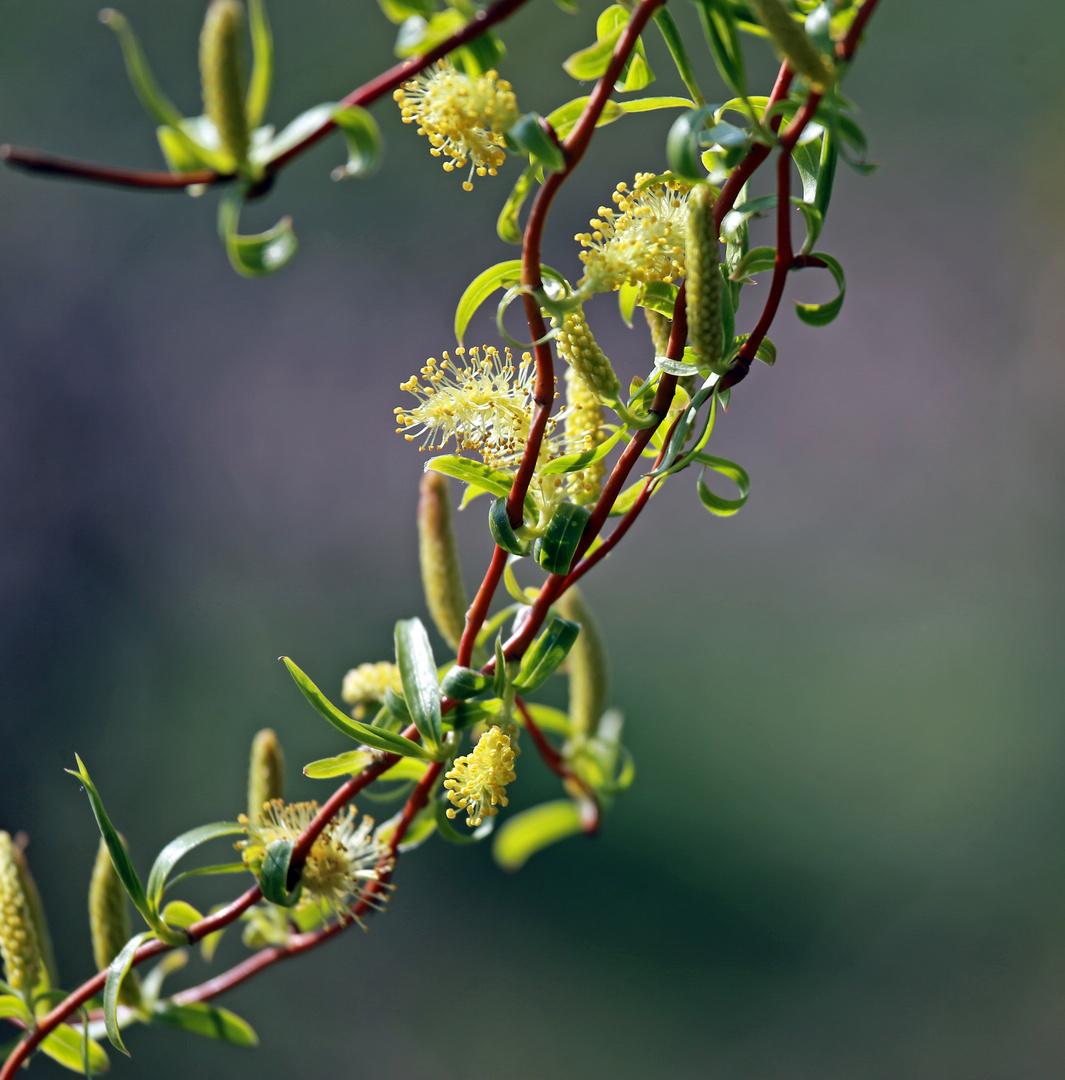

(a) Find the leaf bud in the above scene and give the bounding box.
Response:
[418,471,469,652]
[685,182,724,371]
[89,836,142,1006]
[553,309,621,405]
[747,0,835,90]
[248,728,285,823]
[0,831,42,995]
[555,587,608,739]
[200,0,250,167]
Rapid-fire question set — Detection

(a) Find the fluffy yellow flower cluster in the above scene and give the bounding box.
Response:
[444,726,517,828]
[341,661,401,719]
[237,801,390,916]
[576,174,689,294]
[393,61,518,190]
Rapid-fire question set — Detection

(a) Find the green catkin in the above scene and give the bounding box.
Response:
[746,0,835,89]
[0,831,42,995]
[418,471,469,651]
[13,844,56,990]
[686,183,724,371]
[248,728,285,822]
[200,0,250,166]
[645,307,673,358]
[89,836,141,1006]
[553,309,621,405]
[564,366,608,506]
[556,588,608,739]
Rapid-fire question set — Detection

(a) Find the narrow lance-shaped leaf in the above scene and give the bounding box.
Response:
[146,823,245,916]
[245,0,273,128]
[695,454,751,516]
[303,749,374,779]
[217,189,298,278]
[39,1024,110,1076]
[332,104,382,180]
[67,757,151,925]
[282,657,434,760]
[103,931,153,1054]
[793,251,845,326]
[497,163,537,245]
[152,1002,259,1046]
[493,800,583,870]
[513,617,580,692]
[393,618,442,749]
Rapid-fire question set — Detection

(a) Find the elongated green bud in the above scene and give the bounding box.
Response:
[0,831,42,995]
[553,309,621,405]
[645,308,672,358]
[556,588,608,739]
[747,0,835,89]
[685,183,724,371]
[200,0,250,166]
[418,472,468,652]
[89,836,141,1005]
[564,367,608,506]
[12,843,56,990]
[248,728,285,822]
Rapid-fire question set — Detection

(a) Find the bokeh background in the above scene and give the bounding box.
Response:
[3,1,1065,1076]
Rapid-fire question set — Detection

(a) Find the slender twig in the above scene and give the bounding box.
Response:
[837,0,882,61]
[1,0,535,191]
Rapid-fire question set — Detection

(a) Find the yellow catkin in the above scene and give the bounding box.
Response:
[341,661,401,719]
[200,0,250,166]
[12,844,56,990]
[248,728,285,823]
[553,309,621,405]
[563,366,608,506]
[685,183,724,370]
[645,308,673,357]
[747,0,835,89]
[556,588,608,739]
[0,831,42,994]
[89,837,141,1005]
[417,471,469,652]
[444,727,517,827]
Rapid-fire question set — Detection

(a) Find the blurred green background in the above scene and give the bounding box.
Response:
[4,1,1065,1076]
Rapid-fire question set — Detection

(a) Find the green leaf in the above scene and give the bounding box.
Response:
[256,102,333,165]
[152,1002,258,1047]
[618,281,638,327]
[217,190,297,277]
[394,9,466,58]
[282,657,433,759]
[652,8,705,104]
[159,901,202,931]
[332,104,383,180]
[691,0,747,95]
[66,757,151,924]
[40,1025,110,1075]
[514,617,580,692]
[488,496,532,556]
[455,30,505,77]
[454,260,521,343]
[425,456,538,522]
[507,114,565,173]
[815,130,838,218]
[563,23,625,81]
[607,476,653,516]
[163,863,247,892]
[146,823,244,915]
[155,125,216,173]
[0,995,30,1022]
[539,426,624,477]
[794,251,845,326]
[619,95,695,113]
[666,104,717,182]
[303,749,374,779]
[695,454,750,516]
[139,950,188,1008]
[99,11,185,133]
[379,758,431,782]
[536,503,590,576]
[620,52,654,92]
[497,163,537,245]
[493,799,583,870]
[636,280,679,317]
[394,618,442,749]
[258,838,302,907]
[721,193,776,241]
[792,138,820,204]
[790,197,823,254]
[544,96,624,139]
[246,0,273,129]
[377,0,435,23]
[440,666,491,700]
[730,333,777,366]
[103,931,153,1054]
[729,245,776,281]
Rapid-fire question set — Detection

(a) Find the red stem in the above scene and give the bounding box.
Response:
[837,0,882,61]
